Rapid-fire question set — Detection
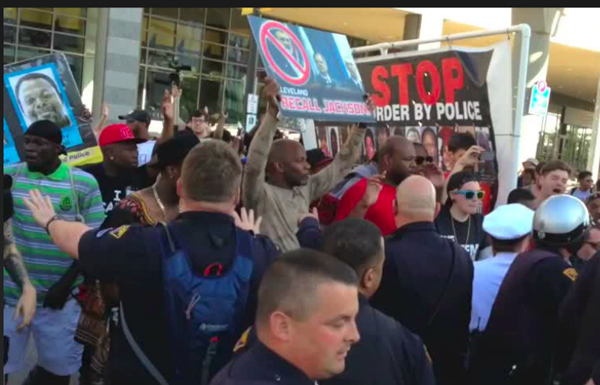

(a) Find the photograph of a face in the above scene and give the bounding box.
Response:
[4,62,81,148]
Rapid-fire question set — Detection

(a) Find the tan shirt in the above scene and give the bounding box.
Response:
[243,115,364,252]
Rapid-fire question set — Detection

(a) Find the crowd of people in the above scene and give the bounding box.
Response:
[3,77,600,385]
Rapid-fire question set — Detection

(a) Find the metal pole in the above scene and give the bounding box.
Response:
[352,25,530,56]
[244,9,260,131]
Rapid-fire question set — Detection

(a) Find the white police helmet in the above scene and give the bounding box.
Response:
[533,195,590,247]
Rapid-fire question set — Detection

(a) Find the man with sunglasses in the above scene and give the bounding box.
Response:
[571,226,600,273]
[571,171,595,202]
[414,143,434,167]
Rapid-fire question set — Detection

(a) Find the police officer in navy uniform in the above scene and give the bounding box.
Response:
[469,195,590,385]
[371,176,473,385]
[233,219,436,385]
[210,249,361,385]
[559,251,600,385]
[321,218,435,385]
[22,140,280,385]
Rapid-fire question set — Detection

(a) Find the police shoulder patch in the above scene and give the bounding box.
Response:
[109,225,130,239]
[563,268,578,282]
[234,327,251,353]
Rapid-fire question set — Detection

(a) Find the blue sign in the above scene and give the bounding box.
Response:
[4,119,20,165]
[529,81,551,116]
[4,62,83,148]
[248,16,374,123]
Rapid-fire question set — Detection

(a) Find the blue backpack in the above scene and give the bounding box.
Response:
[121,223,254,385]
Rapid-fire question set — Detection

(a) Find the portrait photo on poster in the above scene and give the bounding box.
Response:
[4,62,81,148]
[328,126,339,158]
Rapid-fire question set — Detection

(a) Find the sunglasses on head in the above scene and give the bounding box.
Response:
[453,190,485,200]
[415,156,434,165]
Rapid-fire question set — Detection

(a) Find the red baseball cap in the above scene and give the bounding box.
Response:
[99,124,144,147]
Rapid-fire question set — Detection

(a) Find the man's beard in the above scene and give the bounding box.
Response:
[387,170,410,186]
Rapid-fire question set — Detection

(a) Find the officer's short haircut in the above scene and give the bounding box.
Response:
[256,249,358,325]
[507,188,535,205]
[541,160,572,177]
[578,171,592,182]
[180,139,241,203]
[323,219,383,276]
[490,234,530,253]
[448,133,477,154]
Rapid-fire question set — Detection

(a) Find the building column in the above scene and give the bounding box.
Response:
[588,74,600,179]
[401,12,444,51]
[511,8,562,164]
[92,8,143,125]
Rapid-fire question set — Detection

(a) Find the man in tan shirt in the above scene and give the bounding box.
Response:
[243,78,369,251]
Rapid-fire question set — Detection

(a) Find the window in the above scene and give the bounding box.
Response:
[3,8,94,90]
[139,8,251,123]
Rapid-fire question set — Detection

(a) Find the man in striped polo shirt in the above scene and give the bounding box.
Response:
[3,120,105,385]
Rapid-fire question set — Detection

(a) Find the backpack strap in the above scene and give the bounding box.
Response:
[423,240,457,336]
[120,302,170,385]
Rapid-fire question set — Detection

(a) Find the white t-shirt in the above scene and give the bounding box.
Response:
[572,188,592,202]
[137,140,156,167]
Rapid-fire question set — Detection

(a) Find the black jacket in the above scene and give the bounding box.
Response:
[371,222,473,385]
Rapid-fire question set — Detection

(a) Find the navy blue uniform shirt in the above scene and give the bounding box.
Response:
[78,211,279,385]
[371,222,473,385]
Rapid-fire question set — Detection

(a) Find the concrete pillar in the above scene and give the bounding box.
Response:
[588,75,600,180]
[511,8,562,164]
[402,12,444,51]
[402,14,421,51]
[92,8,143,125]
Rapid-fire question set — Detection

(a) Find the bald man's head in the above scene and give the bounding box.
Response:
[379,136,417,186]
[267,139,311,188]
[395,175,437,226]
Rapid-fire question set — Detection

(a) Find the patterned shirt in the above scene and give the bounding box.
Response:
[4,162,105,306]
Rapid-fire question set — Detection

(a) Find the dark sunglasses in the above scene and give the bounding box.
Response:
[415,156,434,165]
[453,190,485,200]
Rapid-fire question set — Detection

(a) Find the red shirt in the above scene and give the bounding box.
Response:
[334,178,397,236]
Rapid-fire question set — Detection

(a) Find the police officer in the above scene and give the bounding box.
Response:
[559,252,600,385]
[370,175,473,385]
[470,195,590,385]
[470,204,535,333]
[23,140,280,385]
[210,249,361,384]
[321,219,435,385]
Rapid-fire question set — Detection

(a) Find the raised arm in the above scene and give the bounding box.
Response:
[308,124,365,201]
[242,78,280,210]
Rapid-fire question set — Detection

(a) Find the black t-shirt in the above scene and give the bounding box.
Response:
[435,205,487,261]
[78,212,279,385]
[82,163,151,214]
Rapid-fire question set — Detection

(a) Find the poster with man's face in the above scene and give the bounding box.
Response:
[4,53,100,166]
[5,63,79,146]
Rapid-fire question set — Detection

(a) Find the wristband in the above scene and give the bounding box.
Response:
[45,215,64,235]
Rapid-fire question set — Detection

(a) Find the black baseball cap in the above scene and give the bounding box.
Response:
[153,135,200,169]
[118,109,151,125]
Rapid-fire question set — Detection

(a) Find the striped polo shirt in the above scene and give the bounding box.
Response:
[4,162,105,306]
